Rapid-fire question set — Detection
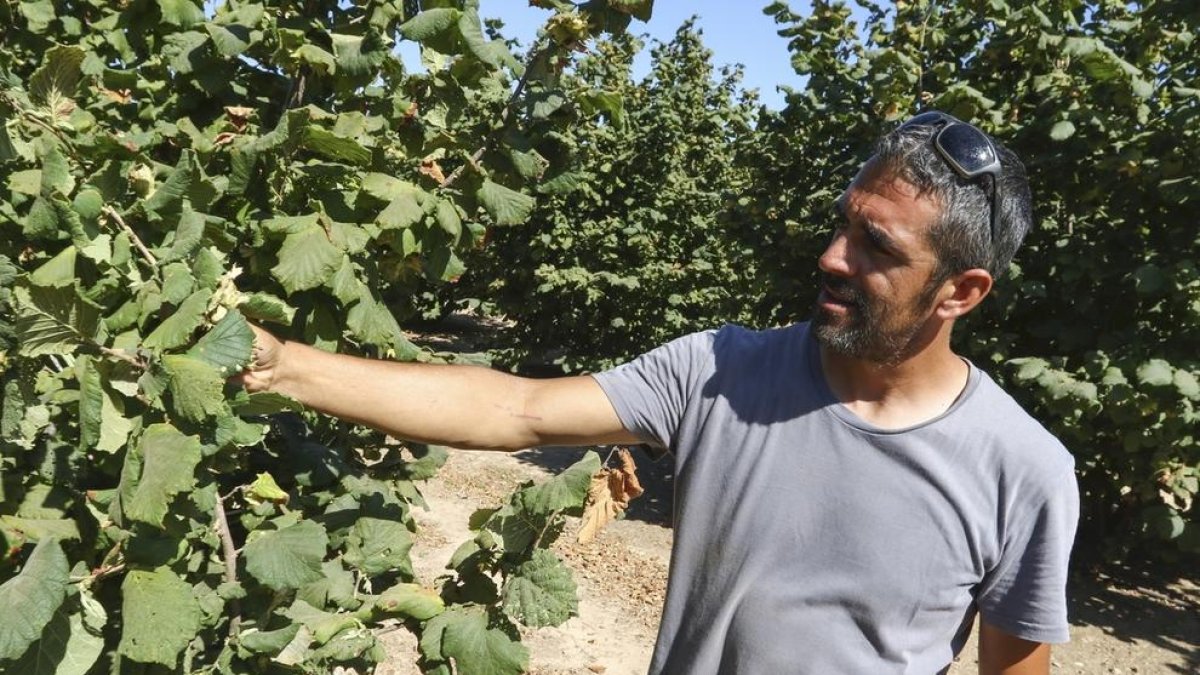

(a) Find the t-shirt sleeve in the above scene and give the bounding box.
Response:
[976,459,1080,643]
[590,330,714,450]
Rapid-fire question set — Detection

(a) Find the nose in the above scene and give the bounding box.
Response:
[818,229,853,278]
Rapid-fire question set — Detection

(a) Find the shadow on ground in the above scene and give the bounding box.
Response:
[1068,562,1200,673]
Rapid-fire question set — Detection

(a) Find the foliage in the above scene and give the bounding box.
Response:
[459,23,761,372]
[0,0,650,672]
[744,0,1199,559]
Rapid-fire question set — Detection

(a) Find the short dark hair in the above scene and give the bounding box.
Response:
[873,121,1034,281]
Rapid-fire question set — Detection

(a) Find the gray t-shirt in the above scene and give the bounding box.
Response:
[592,323,1078,674]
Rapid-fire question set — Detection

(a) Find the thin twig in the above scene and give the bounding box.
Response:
[439,45,550,191]
[213,495,243,637]
[101,205,157,269]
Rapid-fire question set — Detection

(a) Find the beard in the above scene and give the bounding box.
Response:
[812,273,937,364]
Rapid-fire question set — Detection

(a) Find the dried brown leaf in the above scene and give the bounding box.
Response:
[577,448,646,544]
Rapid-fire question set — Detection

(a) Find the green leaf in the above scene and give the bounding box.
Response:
[517,451,600,516]
[187,310,253,374]
[477,180,535,226]
[435,198,462,239]
[293,44,337,74]
[361,173,421,202]
[344,517,413,576]
[142,289,209,350]
[160,207,206,263]
[143,151,196,221]
[13,284,101,356]
[238,292,296,325]
[205,22,250,58]
[160,262,196,304]
[422,607,528,675]
[28,246,77,288]
[0,516,81,542]
[1049,120,1075,141]
[332,31,387,77]
[0,538,70,660]
[157,0,205,27]
[118,568,201,667]
[29,45,86,107]
[399,8,462,41]
[1173,370,1200,400]
[124,423,202,527]
[458,9,502,67]
[346,299,404,350]
[271,224,343,293]
[238,624,301,654]
[375,583,444,621]
[8,604,104,675]
[247,472,289,504]
[377,192,426,229]
[162,354,226,423]
[38,143,75,196]
[303,126,371,165]
[77,354,104,448]
[502,550,578,628]
[244,519,328,590]
[24,194,80,240]
[1136,359,1174,387]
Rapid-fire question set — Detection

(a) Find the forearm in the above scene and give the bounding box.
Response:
[270,340,540,451]
[978,621,1051,675]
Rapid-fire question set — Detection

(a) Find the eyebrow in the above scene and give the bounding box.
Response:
[833,197,903,256]
[863,220,900,254]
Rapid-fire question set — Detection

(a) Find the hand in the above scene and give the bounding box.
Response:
[232,323,286,393]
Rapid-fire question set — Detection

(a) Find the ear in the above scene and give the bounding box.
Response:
[933,268,993,319]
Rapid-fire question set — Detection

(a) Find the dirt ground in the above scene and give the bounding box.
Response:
[380,446,1199,675]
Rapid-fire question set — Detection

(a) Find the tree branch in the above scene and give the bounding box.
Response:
[213,495,243,637]
[101,205,158,269]
[440,45,550,191]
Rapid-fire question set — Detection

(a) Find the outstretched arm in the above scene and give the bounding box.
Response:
[235,326,640,452]
[978,621,1051,675]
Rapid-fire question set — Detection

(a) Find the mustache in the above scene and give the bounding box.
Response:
[820,273,865,305]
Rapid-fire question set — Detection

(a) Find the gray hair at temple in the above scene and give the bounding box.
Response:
[873,120,1034,281]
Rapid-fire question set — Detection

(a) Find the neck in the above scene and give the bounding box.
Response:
[818,322,970,429]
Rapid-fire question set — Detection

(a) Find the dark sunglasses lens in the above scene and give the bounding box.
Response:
[937,124,997,175]
[902,111,949,128]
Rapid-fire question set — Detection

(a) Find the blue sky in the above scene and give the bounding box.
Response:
[476,1,807,110]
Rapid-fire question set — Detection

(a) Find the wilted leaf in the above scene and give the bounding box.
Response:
[247,472,289,504]
[375,583,444,621]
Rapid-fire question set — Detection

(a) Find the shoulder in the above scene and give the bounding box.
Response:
[710,322,810,358]
[964,367,1077,492]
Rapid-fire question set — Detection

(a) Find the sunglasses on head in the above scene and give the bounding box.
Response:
[898,110,1001,246]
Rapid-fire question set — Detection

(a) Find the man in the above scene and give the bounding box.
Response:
[238,112,1078,674]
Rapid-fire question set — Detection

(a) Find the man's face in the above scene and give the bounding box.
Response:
[812,160,946,363]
